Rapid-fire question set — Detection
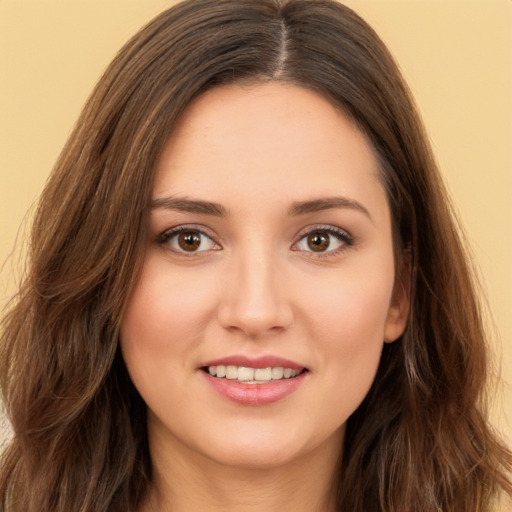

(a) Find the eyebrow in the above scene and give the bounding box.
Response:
[151,195,372,221]
[287,196,373,221]
[151,196,228,216]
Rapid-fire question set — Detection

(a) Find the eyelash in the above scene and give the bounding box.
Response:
[292,225,354,258]
[157,224,354,258]
[157,225,220,257]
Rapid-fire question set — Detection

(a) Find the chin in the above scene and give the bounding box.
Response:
[190,420,345,471]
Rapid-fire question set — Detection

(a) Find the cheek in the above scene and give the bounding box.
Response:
[122,256,215,344]
[298,258,395,407]
[119,255,217,396]
[304,259,394,345]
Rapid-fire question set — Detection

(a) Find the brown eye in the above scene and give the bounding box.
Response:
[160,228,218,254]
[178,231,202,251]
[294,227,350,255]
[307,232,330,252]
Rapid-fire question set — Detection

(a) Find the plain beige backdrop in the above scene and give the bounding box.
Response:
[0,0,511,448]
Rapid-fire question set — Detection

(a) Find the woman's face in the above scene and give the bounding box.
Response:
[120,82,408,469]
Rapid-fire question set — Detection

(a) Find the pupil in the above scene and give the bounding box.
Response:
[308,232,329,252]
[178,232,201,251]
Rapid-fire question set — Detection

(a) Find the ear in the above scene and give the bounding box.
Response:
[384,247,412,343]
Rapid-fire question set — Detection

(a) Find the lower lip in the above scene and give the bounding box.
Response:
[202,371,307,406]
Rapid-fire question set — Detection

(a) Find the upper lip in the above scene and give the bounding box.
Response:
[200,355,306,370]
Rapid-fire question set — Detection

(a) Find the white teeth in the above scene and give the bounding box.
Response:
[237,367,254,381]
[271,367,284,379]
[254,367,272,381]
[206,365,302,382]
[226,365,238,379]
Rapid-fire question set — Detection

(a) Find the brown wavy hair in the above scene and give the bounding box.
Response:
[1,1,511,510]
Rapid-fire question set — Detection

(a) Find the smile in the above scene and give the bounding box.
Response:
[201,358,309,406]
[205,365,304,383]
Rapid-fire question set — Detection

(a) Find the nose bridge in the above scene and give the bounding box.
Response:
[219,240,292,335]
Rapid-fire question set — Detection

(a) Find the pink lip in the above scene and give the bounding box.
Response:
[201,370,307,406]
[201,355,305,370]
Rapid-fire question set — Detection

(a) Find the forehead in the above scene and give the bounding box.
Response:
[153,82,386,217]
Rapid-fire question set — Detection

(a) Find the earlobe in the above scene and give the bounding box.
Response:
[384,248,412,343]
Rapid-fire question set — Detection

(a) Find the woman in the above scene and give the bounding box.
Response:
[1,0,510,510]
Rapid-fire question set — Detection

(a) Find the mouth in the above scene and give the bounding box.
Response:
[199,355,309,404]
[202,365,307,384]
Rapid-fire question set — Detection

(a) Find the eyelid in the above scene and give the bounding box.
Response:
[156,223,354,257]
[157,224,221,255]
[291,224,354,255]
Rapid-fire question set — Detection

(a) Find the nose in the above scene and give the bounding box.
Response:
[217,247,294,338]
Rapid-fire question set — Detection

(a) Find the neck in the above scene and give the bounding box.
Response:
[142,422,343,512]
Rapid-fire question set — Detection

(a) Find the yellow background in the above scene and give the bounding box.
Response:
[1,0,511,447]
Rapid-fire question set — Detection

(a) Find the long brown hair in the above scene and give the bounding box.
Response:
[1,1,510,510]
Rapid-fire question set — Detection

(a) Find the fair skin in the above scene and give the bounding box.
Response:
[120,82,409,512]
